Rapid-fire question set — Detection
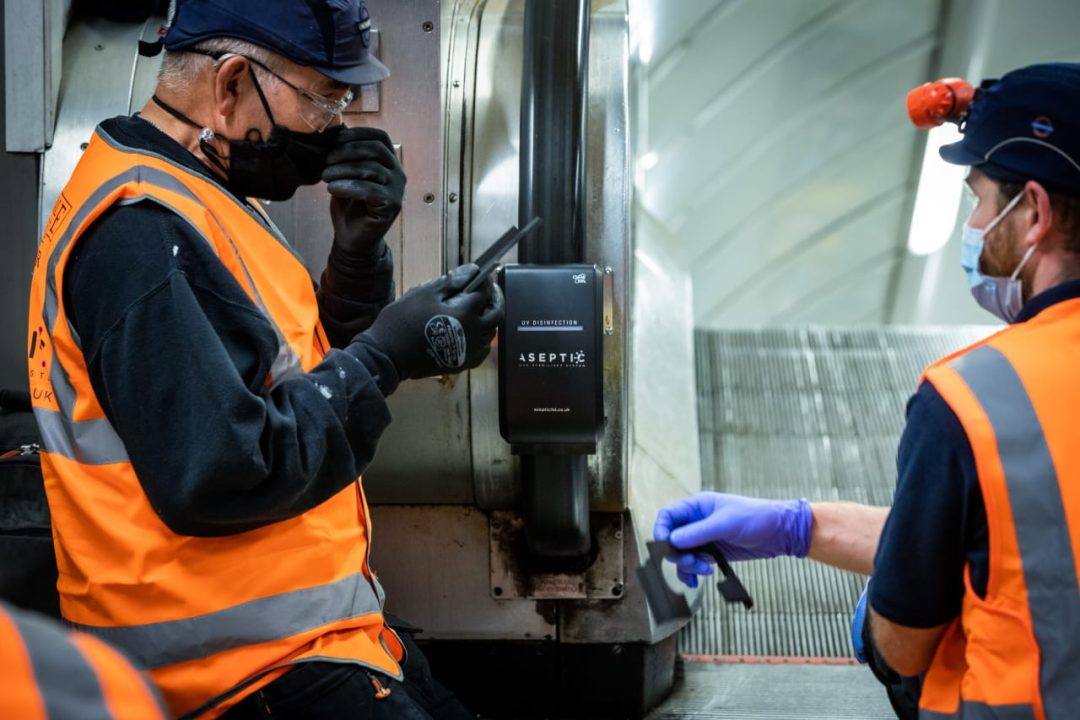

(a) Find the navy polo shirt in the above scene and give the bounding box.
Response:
[870,278,1080,628]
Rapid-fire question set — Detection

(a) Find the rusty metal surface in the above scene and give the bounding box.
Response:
[489,510,624,600]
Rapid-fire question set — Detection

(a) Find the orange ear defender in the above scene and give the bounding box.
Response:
[907,78,975,129]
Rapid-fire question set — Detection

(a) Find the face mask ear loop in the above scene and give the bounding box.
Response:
[247,66,278,130]
[197,130,231,176]
[983,191,1025,236]
[1010,243,1038,282]
[152,94,231,175]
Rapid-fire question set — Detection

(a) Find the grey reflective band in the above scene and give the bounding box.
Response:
[115,193,221,259]
[12,608,118,720]
[70,571,385,670]
[34,407,128,465]
[43,164,202,335]
[198,209,305,388]
[41,165,203,414]
[920,702,1036,719]
[950,345,1080,719]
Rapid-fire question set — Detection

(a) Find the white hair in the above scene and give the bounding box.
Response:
[157,38,287,96]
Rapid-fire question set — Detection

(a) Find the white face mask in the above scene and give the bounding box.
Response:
[960,192,1036,323]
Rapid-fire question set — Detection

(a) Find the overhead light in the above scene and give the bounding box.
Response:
[635,151,658,192]
[628,0,654,64]
[907,124,966,256]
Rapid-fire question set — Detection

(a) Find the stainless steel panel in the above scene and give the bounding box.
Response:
[5,0,71,152]
[454,0,517,509]
[40,17,159,235]
[587,0,632,512]
[261,0,471,503]
[370,505,556,640]
[463,0,634,511]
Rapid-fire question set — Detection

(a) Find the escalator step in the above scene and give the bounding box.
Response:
[681,326,992,658]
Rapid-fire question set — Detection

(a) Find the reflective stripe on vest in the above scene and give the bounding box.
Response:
[920,702,1037,720]
[2,604,167,720]
[29,128,396,717]
[69,571,385,670]
[947,345,1080,718]
[36,168,301,466]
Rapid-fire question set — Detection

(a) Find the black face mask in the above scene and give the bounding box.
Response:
[152,70,341,201]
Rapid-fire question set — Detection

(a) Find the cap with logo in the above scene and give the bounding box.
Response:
[939,62,1080,194]
[162,0,389,87]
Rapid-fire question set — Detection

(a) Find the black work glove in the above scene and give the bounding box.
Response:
[322,127,407,260]
[359,264,505,380]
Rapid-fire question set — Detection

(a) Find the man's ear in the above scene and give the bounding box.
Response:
[212,55,250,120]
[1022,180,1054,247]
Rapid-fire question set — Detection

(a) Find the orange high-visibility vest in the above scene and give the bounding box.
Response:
[0,601,168,720]
[27,127,403,719]
[918,297,1080,720]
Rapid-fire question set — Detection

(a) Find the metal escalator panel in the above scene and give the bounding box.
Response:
[682,326,994,658]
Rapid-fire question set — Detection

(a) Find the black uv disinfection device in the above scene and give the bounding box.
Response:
[498,264,604,452]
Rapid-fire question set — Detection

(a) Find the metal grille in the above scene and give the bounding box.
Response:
[680,326,994,658]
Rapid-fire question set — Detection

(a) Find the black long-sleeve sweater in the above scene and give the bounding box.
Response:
[61,114,400,537]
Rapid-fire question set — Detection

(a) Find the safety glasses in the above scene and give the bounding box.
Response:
[197,50,354,132]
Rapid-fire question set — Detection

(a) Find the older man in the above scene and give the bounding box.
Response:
[27,0,496,717]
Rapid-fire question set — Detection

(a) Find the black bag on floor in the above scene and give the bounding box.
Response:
[0,390,59,618]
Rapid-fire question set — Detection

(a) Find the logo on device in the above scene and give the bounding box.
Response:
[572,273,588,285]
[517,350,587,368]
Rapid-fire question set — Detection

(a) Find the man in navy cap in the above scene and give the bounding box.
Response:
[652,63,1080,719]
[28,0,493,717]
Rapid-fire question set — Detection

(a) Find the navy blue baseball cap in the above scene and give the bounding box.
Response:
[163,0,389,86]
[940,63,1080,194]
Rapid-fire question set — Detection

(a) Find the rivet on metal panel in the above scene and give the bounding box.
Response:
[448,193,458,203]
[79,143,88,151]
[422,21,434,33]
[453,80,462,88]
[423,193,436,204]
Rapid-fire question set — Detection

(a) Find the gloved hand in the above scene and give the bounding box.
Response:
[653,492,814,588]
[322,127,407,259]
[851,581,870,664]
[360,264,504,380]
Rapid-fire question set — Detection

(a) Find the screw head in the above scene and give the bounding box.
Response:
[422,21,434,32]
[423,193,436,204]
[448,193,458,203]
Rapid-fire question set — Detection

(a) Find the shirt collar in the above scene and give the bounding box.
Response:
[1015,278,1080,323]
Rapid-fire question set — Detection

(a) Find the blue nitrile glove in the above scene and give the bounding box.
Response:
[851,581,870,663]
[653,492,814,588]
